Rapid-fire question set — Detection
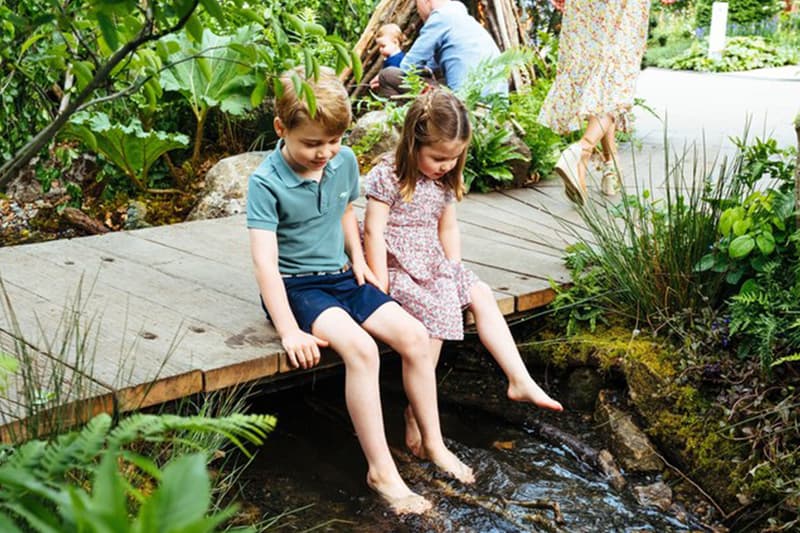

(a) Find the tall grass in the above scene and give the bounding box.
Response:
[561,132,754,330]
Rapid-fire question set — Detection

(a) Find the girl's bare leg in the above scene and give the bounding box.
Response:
[469,282,563,411]
[363,303,475,484]
[312,307,432,515]
[404,338,444,459]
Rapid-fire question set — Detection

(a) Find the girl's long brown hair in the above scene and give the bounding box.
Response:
[395,89,471,202]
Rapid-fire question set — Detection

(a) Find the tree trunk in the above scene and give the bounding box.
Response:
[343,0,532,99]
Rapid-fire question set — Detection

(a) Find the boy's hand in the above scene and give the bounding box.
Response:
[369,74,380,90]
[351,260,378,286]
[281,329,329,369]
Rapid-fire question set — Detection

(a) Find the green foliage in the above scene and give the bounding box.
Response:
[463,124,526,193]
[63,112,189,190]
[508,82,562,180]
[0,412,275,532]
[549,243,610,336]
[697,136,797,291]
[0,352,18,395]
[661,36,799,72]
[728,259,800,370]
[696,0,782,27]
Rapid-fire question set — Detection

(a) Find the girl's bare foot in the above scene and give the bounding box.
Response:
[426,445,475,484]
[404,406,427,459]
[508,379,564,412]
[366,471,432,515]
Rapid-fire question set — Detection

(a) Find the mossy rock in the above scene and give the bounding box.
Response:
[519,325,748,512]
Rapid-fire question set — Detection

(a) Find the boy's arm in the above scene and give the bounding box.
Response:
[249,228,328,369]
[342,203,380,288]
[438,202,462,262]
[363,198,391,293]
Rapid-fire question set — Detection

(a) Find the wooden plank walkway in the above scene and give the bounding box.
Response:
[0,184,583,436]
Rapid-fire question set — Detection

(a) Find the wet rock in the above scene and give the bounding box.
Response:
[633,481,672,512]
[595,390,663,473]
[597,449,626,491]
[188,151,269,221]
[564,366,603,411]
[348,110,400,167]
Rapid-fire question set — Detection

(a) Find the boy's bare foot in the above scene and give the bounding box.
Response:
[404,406,427,459]
[366,472,432,515]
[508,379,564,412]
[426,446,475,484]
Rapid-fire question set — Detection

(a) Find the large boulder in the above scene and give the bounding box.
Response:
[188,152,269,221]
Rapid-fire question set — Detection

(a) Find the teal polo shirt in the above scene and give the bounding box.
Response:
[246,142,360,274]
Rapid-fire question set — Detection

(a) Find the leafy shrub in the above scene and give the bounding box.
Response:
[696,0,782,27]
[0,412,275,531]
[697,137,797,292]
[463,123,526,193]
[508,83,562,180]
[63,112,189,191]
[660,36,799,72]
[728,258,800,370]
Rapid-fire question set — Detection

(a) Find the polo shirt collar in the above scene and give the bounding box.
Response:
[271,139,345,188]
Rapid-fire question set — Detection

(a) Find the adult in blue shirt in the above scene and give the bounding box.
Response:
[376,0,507,97]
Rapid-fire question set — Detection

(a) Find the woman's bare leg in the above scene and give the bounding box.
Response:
[578,113,615,187]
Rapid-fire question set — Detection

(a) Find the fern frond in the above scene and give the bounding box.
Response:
[40,413,112,478]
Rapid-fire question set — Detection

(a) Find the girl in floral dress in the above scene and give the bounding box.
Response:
[364,90,563,456]
[539,0,651,204]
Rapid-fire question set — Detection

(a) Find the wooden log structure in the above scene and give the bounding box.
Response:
[343,0,534,99]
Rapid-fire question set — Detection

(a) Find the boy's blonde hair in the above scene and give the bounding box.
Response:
[376,23,404,46]
[395,89,471,202]
[274,66,352,135]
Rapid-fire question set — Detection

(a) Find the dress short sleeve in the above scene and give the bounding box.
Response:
[443,186,456,205]
[364,158,399,206]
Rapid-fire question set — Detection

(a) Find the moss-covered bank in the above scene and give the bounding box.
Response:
[520,326,748,513]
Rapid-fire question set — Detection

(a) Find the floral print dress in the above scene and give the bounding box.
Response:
[364,157,479,340]
[538,0,651,134]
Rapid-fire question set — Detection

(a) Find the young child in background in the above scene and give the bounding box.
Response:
[363,89,563,456]
[369,23,406,90]
[248,69,473,515]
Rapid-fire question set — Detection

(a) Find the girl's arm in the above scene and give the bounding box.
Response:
[363,198,392,293]
[342,203,379,287]
[438,202,462,262]
[249,228,328,369]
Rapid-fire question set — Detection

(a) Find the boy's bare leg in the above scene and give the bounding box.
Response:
[363,303,475,484]
[469,282,563,412]
[404,338,443,459]
[312,307,431,515]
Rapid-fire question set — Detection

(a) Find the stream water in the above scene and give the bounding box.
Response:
[240,348,707,532]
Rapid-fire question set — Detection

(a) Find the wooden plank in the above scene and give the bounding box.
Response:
[12,239,287,397]
[461,192,589,246]
[458,225,571,284]
[0,244,206,409]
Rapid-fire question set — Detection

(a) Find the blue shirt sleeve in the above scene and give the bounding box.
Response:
[400,12,445,72]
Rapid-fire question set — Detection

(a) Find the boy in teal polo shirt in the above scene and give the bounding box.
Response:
[247,67,474,515]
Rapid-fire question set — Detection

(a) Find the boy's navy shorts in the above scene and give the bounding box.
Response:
[261,270,394,333]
